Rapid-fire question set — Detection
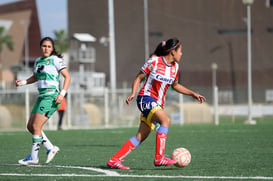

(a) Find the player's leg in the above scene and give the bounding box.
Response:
[41,130,60,164]
[19,96,60,165]
[152,109,177,166]
[41,97,60,164]
[30,113,48,159]
[18,113,47,165]
[107,122,152,169]
[41,131,53,151]
[57,110,64,130]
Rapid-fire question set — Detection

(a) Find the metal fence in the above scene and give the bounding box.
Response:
[1,86,273,130]
[0,87,189,130]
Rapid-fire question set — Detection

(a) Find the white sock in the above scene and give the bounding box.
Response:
[41,131,54,151]
[31,135,42,161]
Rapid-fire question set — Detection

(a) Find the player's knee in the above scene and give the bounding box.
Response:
[32,125,40,133]
[136,132,149,142]
[27,124,33,133]
[161,117,170,127]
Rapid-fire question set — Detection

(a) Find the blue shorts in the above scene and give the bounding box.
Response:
[136,95,160,117]
[137,95,162,129]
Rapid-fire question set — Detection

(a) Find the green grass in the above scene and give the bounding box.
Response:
[0,117,273,180]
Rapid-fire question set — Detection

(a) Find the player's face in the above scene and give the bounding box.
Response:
[174,45,182,63]
[41,40,53,58]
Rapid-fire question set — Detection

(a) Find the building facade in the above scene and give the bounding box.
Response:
[0,0,41,88]
[67,0,273,103]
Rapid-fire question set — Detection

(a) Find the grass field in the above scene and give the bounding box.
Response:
[0,117,273,180]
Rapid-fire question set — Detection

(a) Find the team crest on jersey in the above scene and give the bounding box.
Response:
[156,64,166,75]
[148,64,153,71]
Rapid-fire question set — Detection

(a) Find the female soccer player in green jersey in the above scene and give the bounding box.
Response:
[16,37,70,165]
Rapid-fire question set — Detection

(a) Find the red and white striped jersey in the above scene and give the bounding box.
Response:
[139,56,179,107]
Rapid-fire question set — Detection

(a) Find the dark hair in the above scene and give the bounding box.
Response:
[151,42,164,57]
[152,38,180,56]
[40,37,63,58]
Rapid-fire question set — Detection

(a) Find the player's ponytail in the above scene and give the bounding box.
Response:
[152,41,165,57]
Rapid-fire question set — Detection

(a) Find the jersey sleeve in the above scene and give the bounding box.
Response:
[174,62,180,83]
[141,57,156,75]
[53,56,67,71]
[175,69,179,82]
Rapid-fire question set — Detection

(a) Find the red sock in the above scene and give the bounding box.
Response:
[112,140,136,161]
[155,132,167,160]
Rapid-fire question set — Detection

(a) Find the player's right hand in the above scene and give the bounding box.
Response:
[126,95,134,105]
[15,80,27,87]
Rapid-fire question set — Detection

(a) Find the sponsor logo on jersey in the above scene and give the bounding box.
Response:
[156,75,174,84]
[37,65,45,73]
[40,106,45,111]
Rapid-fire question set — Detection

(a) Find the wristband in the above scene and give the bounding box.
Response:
[18,80,27,86]
[60,89,66,96]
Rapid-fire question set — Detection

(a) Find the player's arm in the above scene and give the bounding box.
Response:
[59,68,70,93]
[15,73,37,86]
[55,68,70,104]
[126,71,146,105]
[171,81,206,103]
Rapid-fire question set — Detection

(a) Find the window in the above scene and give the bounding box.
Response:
[266,0,273,8]
[79,44,95,63]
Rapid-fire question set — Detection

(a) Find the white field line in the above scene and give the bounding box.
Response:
[1,164,119,176]
[1,173,273,180]
[33,165,120,176]
[1,164,273,180]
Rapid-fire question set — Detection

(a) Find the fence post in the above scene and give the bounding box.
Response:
[214,86,219,125]
[67,91,72,129]
[104,88,109,127]
[179,94,184,125]
[25,88,30,127]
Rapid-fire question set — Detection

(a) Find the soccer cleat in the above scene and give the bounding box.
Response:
[154,156,177,167]
[46,146,60,164]
[18,154,39,166]
[107,158,130,170]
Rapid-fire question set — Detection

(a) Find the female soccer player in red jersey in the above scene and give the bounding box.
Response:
[107,38,206,169]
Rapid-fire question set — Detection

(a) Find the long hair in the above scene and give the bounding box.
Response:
[40,37,63,58]
[152,38,180,56]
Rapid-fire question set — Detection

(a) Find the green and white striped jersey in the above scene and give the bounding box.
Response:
[34,55,66,96]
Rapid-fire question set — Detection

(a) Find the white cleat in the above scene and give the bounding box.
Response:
[46,146,60,164]
[18,155,39,166]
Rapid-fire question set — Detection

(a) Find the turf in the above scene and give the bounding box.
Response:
[0,117,273,180]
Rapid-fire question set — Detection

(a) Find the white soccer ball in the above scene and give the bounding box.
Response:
[171,147,191,167]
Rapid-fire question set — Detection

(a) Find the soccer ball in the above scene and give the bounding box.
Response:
[171,147,191,167]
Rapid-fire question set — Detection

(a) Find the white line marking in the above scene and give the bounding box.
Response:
[1,173,273,180]
[1,164,120,176]
[1,164,273,180]
[45,165,120,176]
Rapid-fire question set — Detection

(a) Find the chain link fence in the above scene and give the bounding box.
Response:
[1,85,273,130]
[0,88,187,130]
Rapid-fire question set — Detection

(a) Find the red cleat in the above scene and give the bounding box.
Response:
[107,158,130,170]
[154,156,177,167]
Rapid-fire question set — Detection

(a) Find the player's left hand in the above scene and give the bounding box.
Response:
[55,94,64,104]
[126,94,134,105]
[194,94,206,103]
